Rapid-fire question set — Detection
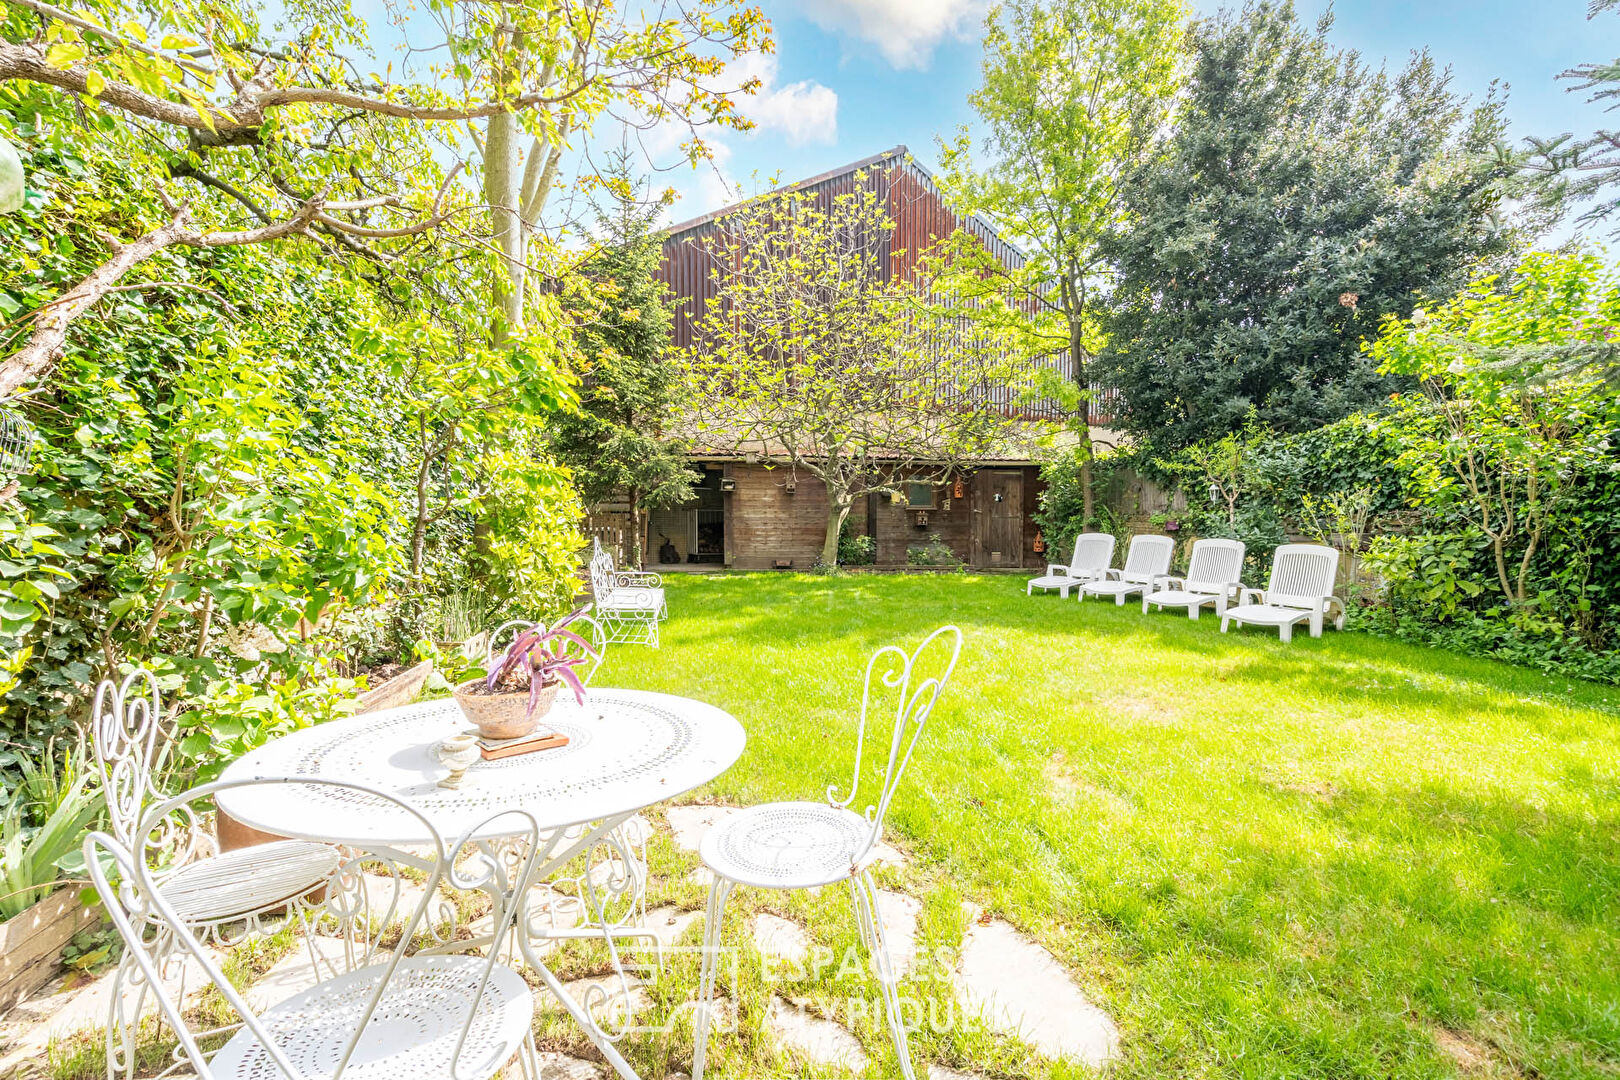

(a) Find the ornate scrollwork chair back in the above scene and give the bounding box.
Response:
[827,624,964,866]
[89,668,168,852]
[87,777,544,1080]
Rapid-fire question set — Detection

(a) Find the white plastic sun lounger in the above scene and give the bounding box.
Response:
[1221,543,1345,642]
[1142,537,1245,620]
[1026,533,1116,599]
[1080,534,1176,605]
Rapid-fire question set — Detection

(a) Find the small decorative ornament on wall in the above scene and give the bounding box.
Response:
[953,477,965,499]
[1033,531,1046,554]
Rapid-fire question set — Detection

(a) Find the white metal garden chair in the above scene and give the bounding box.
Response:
[85,776,542,1080]
[1142,537,1246,620]
[690,625,964,1080]
[91,670,358,1078]
[90,670,346,939]
[1026,533,1116,598]
[588,538,666,648]
[1221,543,1346,642]
[1080,534,1176,605]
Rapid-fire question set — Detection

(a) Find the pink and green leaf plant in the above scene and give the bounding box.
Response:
[485,608,597,718]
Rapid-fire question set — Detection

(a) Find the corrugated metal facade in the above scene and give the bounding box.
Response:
[658,146,1080,422]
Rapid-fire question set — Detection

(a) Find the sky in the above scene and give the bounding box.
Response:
[652,0,1619,244]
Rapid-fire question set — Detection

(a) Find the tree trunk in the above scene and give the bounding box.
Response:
[821,499,851,569]
[628,486,644,569]
[410,445,432,577]
[1069,313,1097,525]
[483,110,525,336]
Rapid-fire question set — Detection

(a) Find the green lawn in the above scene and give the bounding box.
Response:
[599,572,1620,1080]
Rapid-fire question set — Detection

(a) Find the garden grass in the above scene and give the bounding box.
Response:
[594,571,1620,1079]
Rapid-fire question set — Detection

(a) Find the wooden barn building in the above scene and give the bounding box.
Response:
[591,146,1118,571]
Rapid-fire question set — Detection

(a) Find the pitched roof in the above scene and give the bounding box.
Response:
[660,145,1028,270]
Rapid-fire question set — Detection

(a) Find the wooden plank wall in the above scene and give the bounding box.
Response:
[727,465,830,570]
[726,465,1045,570]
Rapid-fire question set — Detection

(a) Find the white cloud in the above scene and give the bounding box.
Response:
[728,53,838,147]
[802,0,987,70]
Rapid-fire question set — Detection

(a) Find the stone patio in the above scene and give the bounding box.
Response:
[0,807,1121,1079]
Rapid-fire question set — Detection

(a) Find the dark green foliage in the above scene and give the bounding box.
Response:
[1097,0,1519,450]
[835,523,876,566]
[552,164,696,567]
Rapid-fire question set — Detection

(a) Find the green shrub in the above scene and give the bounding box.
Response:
[837,523,876,566]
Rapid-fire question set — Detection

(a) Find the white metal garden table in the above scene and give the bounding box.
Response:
[216,689,746,1080]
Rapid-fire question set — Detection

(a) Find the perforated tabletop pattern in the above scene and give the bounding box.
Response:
[217,690,745,845]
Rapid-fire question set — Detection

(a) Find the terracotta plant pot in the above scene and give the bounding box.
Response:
[453,678,560,740]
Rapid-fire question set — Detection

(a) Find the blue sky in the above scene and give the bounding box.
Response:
[656,0,1618,244]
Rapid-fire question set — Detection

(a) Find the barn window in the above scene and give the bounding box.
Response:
[905,483,936,509]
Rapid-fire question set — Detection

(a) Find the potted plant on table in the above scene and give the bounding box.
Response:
[453,610,596,740]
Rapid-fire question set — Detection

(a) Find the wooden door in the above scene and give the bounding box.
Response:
[973,470,1024,568]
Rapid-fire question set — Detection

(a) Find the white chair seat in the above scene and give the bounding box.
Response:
[1146,588,1217,607]
[699,802,876,890]
[210,955,533,1080]
[1025,571,1097,597]
[160,840,342,924]
[599,587,664,613]
[1144,588,1225,619]
[1080,579,1149,604]
[1222,602,1311,627]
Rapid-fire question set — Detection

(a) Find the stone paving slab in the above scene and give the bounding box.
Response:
[664,805,736,852]
[926,1066,987,1080]
[643,904,703,948]
[0,947,219,1073]
[535,1050,606,1078]
[243,934,355,1011]
[875,889,921,976]
[767,995,868,1072]
[752,913,811,965]
[952,907,1119,1068]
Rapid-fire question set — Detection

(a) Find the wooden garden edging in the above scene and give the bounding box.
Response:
[0,888,99,1017]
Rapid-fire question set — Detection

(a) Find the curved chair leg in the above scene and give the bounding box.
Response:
[849,870,916,1080]
[1279,622,1293,643]
[1220,616,1231,633]
[1188,603,1200,620]
[691,876,736,1080]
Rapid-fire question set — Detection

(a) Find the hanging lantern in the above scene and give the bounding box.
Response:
[0,134,24,214]
[1033,531,1046,554]
[953,477,965,500]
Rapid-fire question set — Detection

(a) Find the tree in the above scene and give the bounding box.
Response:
[1367,250,1620,608]
[936,0,1188,524]
[683,176,1019,568]
[1097,0,1519,451]
[0,0,768,391]
[552,157,696,567]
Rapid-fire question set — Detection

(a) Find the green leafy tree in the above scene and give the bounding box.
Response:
[552,162,696,568]
[683,177,1019,568]
[1367,250,1620,609]
[936,0,1187,523]
[1098,0,1518,451]
[0,0,770,388]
